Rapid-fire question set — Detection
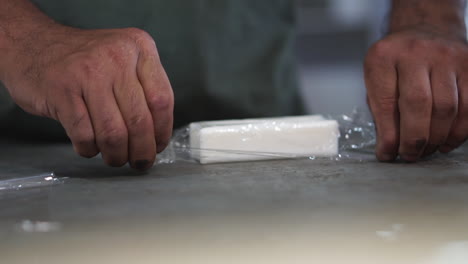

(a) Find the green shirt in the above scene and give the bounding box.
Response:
[0,0,303,139]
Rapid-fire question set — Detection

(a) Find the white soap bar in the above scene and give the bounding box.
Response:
[189,115,340,164]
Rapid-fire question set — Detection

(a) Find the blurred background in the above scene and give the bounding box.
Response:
[297,0,388,115]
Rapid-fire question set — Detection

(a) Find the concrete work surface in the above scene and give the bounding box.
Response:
[0,140,468,263]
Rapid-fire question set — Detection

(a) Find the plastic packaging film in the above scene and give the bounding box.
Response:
[157,109,376,164]
[0,172,64,192]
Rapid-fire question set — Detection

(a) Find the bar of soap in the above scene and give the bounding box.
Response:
[189,115,340,164]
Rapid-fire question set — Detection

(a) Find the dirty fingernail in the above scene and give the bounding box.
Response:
[132,160,152,171]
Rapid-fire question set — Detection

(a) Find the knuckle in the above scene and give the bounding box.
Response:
[368,41,393,58]
[97,125,127,148]
[433,100,458,118]
[127,114,152,134]
[371,96,397,114]
[125,27,155,46]
[70,110,88,129]
[402,138,428,152]
[147,92,174,112]
[365,41,393,66]
[102,44,129,67]
[27,93,54,118]
[400,90,431,107]
[125,27,148,38]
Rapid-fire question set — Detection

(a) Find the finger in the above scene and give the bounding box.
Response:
[56,94,99,158]
[423,68,458,156]
[85,82,129,167]
[114,73,156,171]
[397,63,432,161]
[440,74,468,153]
[364,45,400,162]
[137,42,174,153]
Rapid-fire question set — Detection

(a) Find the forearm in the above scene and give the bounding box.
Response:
[0,0,57,80]
[390,0,467,37]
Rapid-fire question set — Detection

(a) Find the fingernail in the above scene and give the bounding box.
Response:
[132,160,151,171]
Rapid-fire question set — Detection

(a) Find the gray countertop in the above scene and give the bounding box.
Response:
[1,140,468,263]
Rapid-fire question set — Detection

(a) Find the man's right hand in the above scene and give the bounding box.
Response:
[1,25,174,170]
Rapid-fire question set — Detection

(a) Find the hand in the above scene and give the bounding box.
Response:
[364,25,468,162]
[2,26,174,170]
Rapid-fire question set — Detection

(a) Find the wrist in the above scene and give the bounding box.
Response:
[0,20,67,87]
[0,0,64,85]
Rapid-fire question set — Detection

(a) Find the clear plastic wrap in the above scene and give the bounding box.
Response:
[0,172,64,191]
[157,109,376,164]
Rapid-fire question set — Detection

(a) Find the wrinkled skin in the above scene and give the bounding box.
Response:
[365,25,468,162]
[2,26,174,170]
